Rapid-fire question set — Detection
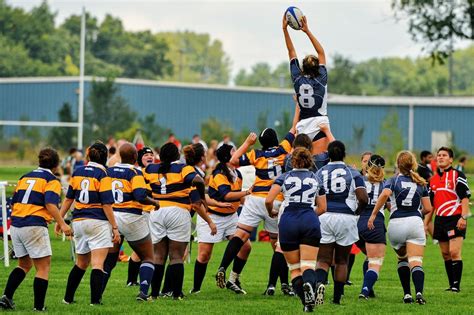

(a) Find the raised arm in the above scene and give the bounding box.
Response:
[230,133,257,167]
[282,13,297,60]
[292,95,300,130]
[301,16,326,65]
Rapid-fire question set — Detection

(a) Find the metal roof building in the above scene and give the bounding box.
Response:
[1,77,473,153]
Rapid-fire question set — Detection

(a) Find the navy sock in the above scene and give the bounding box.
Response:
[102,252,119,293]
[302,269,316,287]
[33,278,48,310]
[90,269,105,304]
[169,263,184,298]
[139,262,155,295]
[397,261,411,295]
[220,237,244,270]
[411,266,424,294]
[363,259,369,276]
[361,269,378,296]
[193,260,208,291]
[291,276,305,305]
[127,259,141,284]
[333,281,345,304]
[452,260,463,290]
[4,267,26,299]
[151,264,164,297]
[315,268,327,284]
[64,265,86,303]
[232,256,247,274]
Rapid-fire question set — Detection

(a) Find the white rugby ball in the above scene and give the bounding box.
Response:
[285,6,304,30]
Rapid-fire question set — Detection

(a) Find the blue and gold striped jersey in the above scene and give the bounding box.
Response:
[66,162,114,221]
[208,168,243,215]
[11,168,61,227]
[144,162,197,210]
[107,163,149,215]
[239,132,294,200]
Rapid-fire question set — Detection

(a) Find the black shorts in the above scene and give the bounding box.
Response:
[433,215,466,242]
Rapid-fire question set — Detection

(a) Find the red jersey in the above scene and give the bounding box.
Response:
[430,167,471,217]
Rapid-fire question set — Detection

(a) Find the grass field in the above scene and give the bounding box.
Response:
[1,166,473,314]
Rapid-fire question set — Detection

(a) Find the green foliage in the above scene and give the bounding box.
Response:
[48,103,76,150]
[375,108,405,165]
[235,61,291,88]
[392,0,473,63]
[274,110,293,140]
[137,114,172,147]
[200,117,234,144]
[328,54,362,95]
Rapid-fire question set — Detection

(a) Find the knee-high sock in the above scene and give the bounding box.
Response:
[102,252,119,293]
[219,237,244,270]
[3,267,26,299]
[347,254,355,281]
[90,269,105,304]
[291,276,305,305]
[64,265,86,303]
[411,266,424,294]
[151,264,164,297]
[161,264,172,294]
[139,262,155,295]
[302,269,316,287]
[267,252,281,287]
[361,269,378,296]
[452,260,463,290]
[193,260,208,291]
[169,263,184,298]
[33,278,48,310]
[444,259,453,287]
[127,259,141,284]
[397,261,411,295]
[315,268,328,284]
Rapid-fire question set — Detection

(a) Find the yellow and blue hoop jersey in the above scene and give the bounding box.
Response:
[189,166,205,204]
[11,168,61,227]
[66,162,114,221]
[107,163,149,215]
[239,132,294,200]
[144,162,197,210]
[208,168,243,215]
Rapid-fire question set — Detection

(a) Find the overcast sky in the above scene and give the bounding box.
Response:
[13,0,471,78]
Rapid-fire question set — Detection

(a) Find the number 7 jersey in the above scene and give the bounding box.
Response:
[384,174,428,219]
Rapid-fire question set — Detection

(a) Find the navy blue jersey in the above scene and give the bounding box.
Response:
[361,178,386,216]
[385,174,429,219]
[316,162,366,215]
[284,151,329,173]
[275,169,325,210]
[290,58,328,120]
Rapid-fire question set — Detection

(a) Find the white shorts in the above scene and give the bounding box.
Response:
[388,217,426,250]
[319,212,359,246]
[11,226,52,259]
[197,212,238,243]
[150,206,191,243]
[296,116,330,141]
[72,219,113,254]
[238,195,280,234]
[115,212,150,242]
[142,211,152,230]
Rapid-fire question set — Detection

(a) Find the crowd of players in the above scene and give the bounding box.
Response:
[0,15,471,313]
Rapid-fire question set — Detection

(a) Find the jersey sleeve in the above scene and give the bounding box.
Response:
[455,171,471,200]
[315,174,326,196]
[290,58,302,82]
[352,170,366,189]
[44,179,61,205]
[99,175,114,205]
[317,65,328,85]
[182,165,197,185]
[239,150,256,167]
[131,174,148,201]
[383,177,395,192]
[421,185,429,198]
[215,174,232,198]
[66,177,75,199]
[280,132,295,154]
[274,173,286,187]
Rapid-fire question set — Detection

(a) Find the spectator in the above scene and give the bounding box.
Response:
[418,150,434,182]
[206,140,218,169]
[167,133,182,151]
[108,146,116,160]
[455,156,467,173]
[192,134,208,151]
[153,146,161,163]
[218,134,236,149]
[73,151,84,171]
[107,139,125,167]
[360,151,372,176]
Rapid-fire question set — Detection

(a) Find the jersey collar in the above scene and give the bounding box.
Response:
[292,168,309,171]
[37,167,54,175]
[437,166,452,176]
[88,161,107,171]
[115,163,134,168]
[328,161,345,165]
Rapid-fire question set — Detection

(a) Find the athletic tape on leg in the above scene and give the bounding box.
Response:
[288,263,301,271]
[368,257,384,266]
[300,260,317,269]
[408,256,423,263]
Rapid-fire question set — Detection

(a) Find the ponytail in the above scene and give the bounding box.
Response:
[396,151,427,186]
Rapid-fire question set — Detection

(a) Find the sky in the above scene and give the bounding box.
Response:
[13,0,471,77]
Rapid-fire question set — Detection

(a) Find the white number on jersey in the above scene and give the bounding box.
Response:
[21,179,36,204]
[111,180,124,203]
[401,181,417,206]
[78,179,90,203]
[267,159,282,179]
[366,182,380,205]
[159,177,167,194]
[285,176,318,203]
[322,169,347,193]
[298,84,316,108]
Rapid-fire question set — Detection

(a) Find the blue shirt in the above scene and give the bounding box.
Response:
[316,162,365,215]
[384,174,429,219]
[290,58,328,120]
[361,177,386,217]
[275,169,325,211]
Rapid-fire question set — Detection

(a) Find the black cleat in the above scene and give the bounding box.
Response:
[451,287,460,293]
[403,294,414,304]
[226,280,247,294]
[136,292,150,302]
[359,293,369,300]
[0,295,14,310]
[315,282,325,305]
[281,283,295,296]
[159,291,173,298]
[127,281,139,287]
[345,280,353,286]
[303,305,314,312]
[216,267,226,289]
[263,285,275,296]
[415,293,426,305]
[303,282,315,308]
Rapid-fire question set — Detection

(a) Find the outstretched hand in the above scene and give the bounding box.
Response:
[301,16,310,33]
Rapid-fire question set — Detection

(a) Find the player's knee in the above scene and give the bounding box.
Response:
[408,256,423,266]
[441,251,451,261]
[449,248,461,260]
[76,260,89,270]
[197,250,211,263]
[241,240,252,255]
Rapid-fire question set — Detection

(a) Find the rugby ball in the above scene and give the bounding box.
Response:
[285,6,304,30]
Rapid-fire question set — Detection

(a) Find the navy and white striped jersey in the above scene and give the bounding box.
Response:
[361,177,386,216]
[275,169,325,211]
[316,162,365,215]
[384,174,429,219]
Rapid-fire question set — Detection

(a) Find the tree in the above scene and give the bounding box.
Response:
[84,77,136,145]
[49,103,76,150]
[137,113,172,146]
[375,109,405,165]
[200,117,234,144]
[392,0,474,63]
[328,55,362,95]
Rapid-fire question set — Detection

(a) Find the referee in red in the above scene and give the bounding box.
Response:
[426,147,471,292]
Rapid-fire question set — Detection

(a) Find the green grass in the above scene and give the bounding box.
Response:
[1,167,473,314]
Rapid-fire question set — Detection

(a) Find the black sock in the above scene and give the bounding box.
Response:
[64,265,86,303]
[302,269,316,287]
[411,266,424,294]
[362,259,368,276]
[162,265,172,294]
[452,260,463,290]
[169,263,184,298]
[330,265,335,282]
[315,268,328,284]
[275,252,289,285]
[333,281,345,304]
[347,254,355,282]
[33,278,48,310]
[193,260,208,291]
[151,264,164,297]
[232,256,247,274]
[102,252,119,293]
[291,276,305,305]
[444,259,453,287]
[267,252,281,287]
[90,269,105,304]
[219,237,244,270]
[127,259,141,284]
[397,261,411,295]
[3,267,26,299]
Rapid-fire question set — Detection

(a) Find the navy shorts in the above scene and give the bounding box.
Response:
[357,213,386,246]
[279,209,321,251]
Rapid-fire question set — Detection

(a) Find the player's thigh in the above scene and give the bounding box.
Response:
[449,237,464,259]
[129,235,154,262]
[153,239,169,264]
[32,255,51,279]
[334,244,352,265]
[365,243,386,259]
[90,247,110,270]
[197,242,215,263]
[168,240,188,263]
[300,244,318,265]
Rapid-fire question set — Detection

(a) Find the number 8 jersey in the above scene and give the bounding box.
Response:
[66,162,114,221]
[384,174,428,219]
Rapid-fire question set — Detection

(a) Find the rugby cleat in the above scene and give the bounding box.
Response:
[315,282,325,305]
[33,307,47,312]
[281,283,295,296]
[126,281,139,287]
[136,292,150,302]
[263,285,275,296]
[216,267,226,289]
[358,293,369,300]
[189,288,201,295]
[303,305,314,312]
[403,294,414,304]
[451,287,460,293]
[62,299,76,305]
[303,282,315,308]
[0,295,15,310]
[226,280,247,294]
[415,292,426,305]
[159,291,173,298]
